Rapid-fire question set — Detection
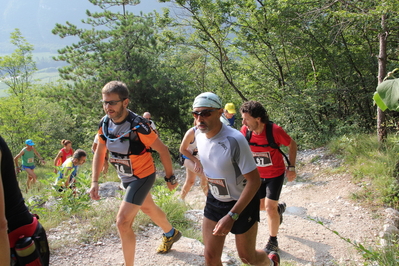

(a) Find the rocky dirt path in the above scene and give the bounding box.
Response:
[49,148,384,265]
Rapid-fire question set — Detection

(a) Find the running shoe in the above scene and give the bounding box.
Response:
[264,238,279,254]
[268,251,280,265]
[156,229,182,254]
[278,202,286,225]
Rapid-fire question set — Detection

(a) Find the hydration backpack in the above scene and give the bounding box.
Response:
[99,111,152,157]
[245,121,291,166]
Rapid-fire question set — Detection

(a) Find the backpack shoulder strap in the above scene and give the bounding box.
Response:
[266,121,291,166]
[98,116,108,141]
[266,121,278,149]
[128,111,152,132]
[245,127,252,143]
[127,111,153,154]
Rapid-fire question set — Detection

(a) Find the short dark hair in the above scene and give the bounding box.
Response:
[102,81,129,100]
[73,149,87,160]
[61,139,72,146]
[240,101,269,124]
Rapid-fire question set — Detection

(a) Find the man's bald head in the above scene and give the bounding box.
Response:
[143,112,151,120]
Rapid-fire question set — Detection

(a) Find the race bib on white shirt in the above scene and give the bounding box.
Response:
[252,151,272,167]
[208,178,231,199]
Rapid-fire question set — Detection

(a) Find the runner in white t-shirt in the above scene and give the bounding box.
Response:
[192,92,280,266]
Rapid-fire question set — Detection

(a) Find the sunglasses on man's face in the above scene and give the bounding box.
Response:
[192,109,217,118]
[100,99,125,106]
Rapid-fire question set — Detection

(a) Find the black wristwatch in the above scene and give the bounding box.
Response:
[164,175,177,185]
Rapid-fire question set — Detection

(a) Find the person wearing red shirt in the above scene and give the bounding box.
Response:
[53,139,74,173]
[240,101,297,254]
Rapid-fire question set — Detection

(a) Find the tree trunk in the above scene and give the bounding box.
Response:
[377,14,388,142]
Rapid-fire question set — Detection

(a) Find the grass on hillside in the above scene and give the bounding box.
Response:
[326,133,399,265]
[328,133,399,208]
[21,160,198,250]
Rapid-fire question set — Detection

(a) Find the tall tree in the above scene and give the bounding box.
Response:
[0,29,37,106]
[160,0,399,146]
[160,0,249,101]
[52,0,191,150]
[0,31,91,156]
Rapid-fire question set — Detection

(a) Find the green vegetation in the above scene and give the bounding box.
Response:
[310,217,399,266]
[22,162,197,248]
[1,1,399,263]
[311,134,399,265]
[1,0,399,155]
[328,134,399,208]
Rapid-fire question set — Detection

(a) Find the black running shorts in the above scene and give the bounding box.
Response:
[204,192,260,234]
[257,173,285,201]
[122,173,155,205]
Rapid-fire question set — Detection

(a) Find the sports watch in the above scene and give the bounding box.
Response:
[287,166,296,172]
[164,175,177,185]
[228,211,239,221]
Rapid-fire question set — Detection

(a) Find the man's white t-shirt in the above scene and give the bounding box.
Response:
[196,123,257,202]
[149,120,157,131]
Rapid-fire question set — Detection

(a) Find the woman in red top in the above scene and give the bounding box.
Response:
[53,139,74,173]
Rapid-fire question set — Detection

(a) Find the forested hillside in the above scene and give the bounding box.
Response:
[1,0,399,160]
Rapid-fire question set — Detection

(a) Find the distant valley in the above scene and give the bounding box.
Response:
[0,0,170,95]
[0,0,169,53]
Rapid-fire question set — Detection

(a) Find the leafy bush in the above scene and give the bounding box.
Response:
[25,169,93,228]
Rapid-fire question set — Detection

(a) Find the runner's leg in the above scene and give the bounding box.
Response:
[199,172,208,196]
[24,168,36,189]
[235,222,270,266]
[203,217,225,266]
[181,160,197,200]
[116,201,140,266]
[265,198,279,237]
[141,192,173,233]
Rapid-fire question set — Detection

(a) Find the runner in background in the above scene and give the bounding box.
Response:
[179,126,208,200]
[240,100,297,254]
[143,112,159,135]
[14,139,45,191]
[53,139,74,173]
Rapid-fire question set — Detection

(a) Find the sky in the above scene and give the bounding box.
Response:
[0,0,173,53]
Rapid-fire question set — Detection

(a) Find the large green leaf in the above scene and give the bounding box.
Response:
[376,78,399,111]
[373,92,388,111]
